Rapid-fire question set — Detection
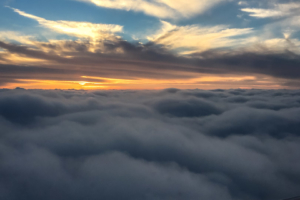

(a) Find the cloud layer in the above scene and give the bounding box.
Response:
[1,38,300,89]
[1,88,300,200]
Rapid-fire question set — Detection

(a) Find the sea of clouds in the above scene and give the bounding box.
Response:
[0,88,300,200]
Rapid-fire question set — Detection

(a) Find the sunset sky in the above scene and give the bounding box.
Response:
[2,1,300,199]
[1,0,300,89]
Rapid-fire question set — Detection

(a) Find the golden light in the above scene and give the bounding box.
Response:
[1,75,285,90]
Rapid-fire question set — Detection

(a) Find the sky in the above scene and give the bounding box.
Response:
[1,1,300,199]
[0,0,300,89]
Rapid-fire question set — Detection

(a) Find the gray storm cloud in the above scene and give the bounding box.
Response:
[0,88,300,200]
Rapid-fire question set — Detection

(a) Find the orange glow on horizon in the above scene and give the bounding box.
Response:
[0,75,285,90]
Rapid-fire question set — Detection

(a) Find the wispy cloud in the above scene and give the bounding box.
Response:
[148,21,253,53]
[78,0,225,19]
[241,3,300,18]
[239,2,300,54]
[0,31,35,45]
[9,7,123,41]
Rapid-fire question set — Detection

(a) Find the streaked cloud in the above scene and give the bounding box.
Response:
[238,2,300,56]
[0,31,35,45]
[148,21,253,53]
[10,7,123,41]
[241,3,300,18]
[1,38,300,90]
[78,0,225,19]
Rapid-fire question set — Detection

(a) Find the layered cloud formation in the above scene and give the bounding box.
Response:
[1,88,300,200]
[1,0,300,89]
[1,36,300,89]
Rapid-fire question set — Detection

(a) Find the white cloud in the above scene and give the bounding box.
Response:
[147,20,300,55]
[10,7,123,40]
[241,3,300,18]
[264,38,300,53]
[241,8,284,18]
[240,2,300,49]
[79,0,225,19]
[0,31,35,45]
[156,0,224,17]
[148,21,253,53]
[238,36,300,55]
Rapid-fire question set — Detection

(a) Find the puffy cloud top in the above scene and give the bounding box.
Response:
[1,88,300,200]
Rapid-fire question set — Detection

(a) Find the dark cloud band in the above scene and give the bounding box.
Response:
[1,40,300,88]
